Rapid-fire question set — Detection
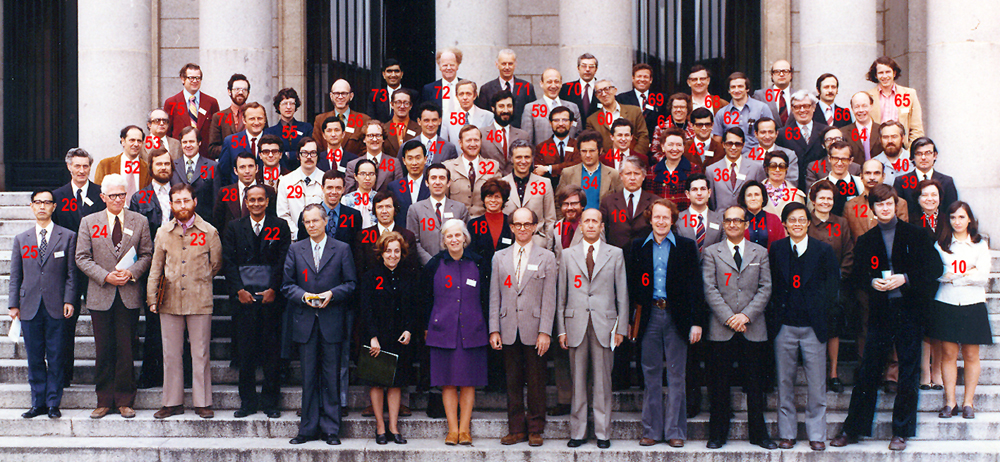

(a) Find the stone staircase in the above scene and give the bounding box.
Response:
[1,191,999,461]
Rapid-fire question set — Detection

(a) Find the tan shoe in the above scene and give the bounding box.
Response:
[458,432,472,445]
[500,433,527,445]
[445,431,459,445]
[195,407,214,419]
[90,407,111,419]
[153,405,184,419]
[118,407,136,418]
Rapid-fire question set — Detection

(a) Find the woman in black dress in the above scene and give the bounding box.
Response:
[361,231,415,444]
[912,179,944,390]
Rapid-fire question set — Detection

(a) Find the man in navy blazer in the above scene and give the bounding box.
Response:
[389,140,431,228]
[891,137,958,220]
[475,49,536,129]
[9,189,77,419]
[421,48,464,124]
[283,204,357,445]
[217,103,269,186]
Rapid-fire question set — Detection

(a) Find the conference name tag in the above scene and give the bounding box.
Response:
[736,173,747,181]
[406,129,416,136]
[123,228,134,236]
[709,222,720,230]
[345,127,356,133]
[466,279,477,287]
[198,107,207,115]
[500,237,512,245]
[565,146,574,152]
[83,197,94,206]
[443,212,454,218]
[337,164,346,172]
[54,251,65,258]
[527,264,539,271]
[645,104,656,111]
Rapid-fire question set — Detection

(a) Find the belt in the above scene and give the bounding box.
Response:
[653,299,668,309]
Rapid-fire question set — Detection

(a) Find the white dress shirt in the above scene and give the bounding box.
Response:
[726,238,745,264]
[935,237,990,305]
[35,222,54,247]
[311,236,327,270]
[513,241,532,283]
[152,180,172,225]
[407,174,424,204]
[790,235,808,257]
[623,189,640,216]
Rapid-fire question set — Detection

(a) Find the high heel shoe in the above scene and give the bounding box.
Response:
[391,432,407,444]
[375,433,388,445]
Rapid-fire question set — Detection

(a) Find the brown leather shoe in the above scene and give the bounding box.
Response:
[399,404,412,417]
[528,433,543,447]
[90,407,111,419]
[829,432,857,447]
[888,436,906,450]
[458,432,472,445]
[778,439,795,449]
[810,441,826,451]
[639,437,657,446]
[667,439,684,448]
[362,405,375,417]
[118,406,136,418]
[195,407,214,419]
[153,405,184,419]
[444,432,459,445]
[501,433,527,445]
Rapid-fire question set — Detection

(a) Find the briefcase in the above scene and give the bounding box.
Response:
[628,303,643,341]
[239,265,273,302]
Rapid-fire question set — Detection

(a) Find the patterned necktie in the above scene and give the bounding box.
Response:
[314,243,322,270]
[827,108,834,126]
[186,160,194,182]
[464,112,471,126]
[325,208,337,237]
[468,161,476,184]
[777,90,788,125]
[254,221,261,236]
[188,95,198,127]
[730,162,737,189]
[435,202,443,223]
[39,229,48,259]
[734,245,742,269]
[641,93,648,111]
[801,124,811,140]
[516,248,524,287]
[586,244,595,279]
[112,216,123,248]
[502,128,508,160]
[695,215,706,250]
[304,176,311,186]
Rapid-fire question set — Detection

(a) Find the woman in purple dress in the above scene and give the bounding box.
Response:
[419,219,491,445]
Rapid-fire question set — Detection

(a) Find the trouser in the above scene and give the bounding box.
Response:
[236,301,283,411]
[299,322,342,437]
[685,336,708,415]
[161,313,212,408]
[138,307,163,384]
[707,334,769,443]
[503,335,547,434]
[91,293,138,408]
[611,337,635,388]
[23,307,67,408]
[339,309,353,408]
[60,298,80,385]
[858,290,899,382]
[775,325,827,441]
[639,307,688,441]
[843,300,922,438]
[568,318,614,440]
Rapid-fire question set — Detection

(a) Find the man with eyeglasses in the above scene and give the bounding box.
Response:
[753,60,794,126]
[164,63,219,158]
[754,117,799,187]
[872,121,913,187]
[687,66,727,115]
[685,108,726,168]
[707,127,766,211]
[140,108,181,164]
[312,79,372,154]
[891,137,958,220]
[585,79,650,157]
[209,74,254,160]
[372,59,412,123]
[345,120,401,193]
[711,72,773,153]
[560,53,601,122]
[342,159,379,228]
[278,137,325,238]
[255,135,291,190]
[805,128,862,192]
[75,174,154,419]
[477,49,536,129]
[263,87,313,170]
[218,102,269,186]
[807,141,863,216]
[533,106,582,190]
[777,90,830,186]
[381,89,419,161]
[841,92,884,164]
[522,69,582,145]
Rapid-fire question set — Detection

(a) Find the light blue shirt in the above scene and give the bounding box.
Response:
[712,98,774,153]
[644,231,676,299]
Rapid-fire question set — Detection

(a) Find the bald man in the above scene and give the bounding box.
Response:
[312,79,372,154]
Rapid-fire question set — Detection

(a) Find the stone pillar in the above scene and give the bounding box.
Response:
[796,0,877,104]
[558,0,631,97]
[436,0,508,87]
[278,0,306,117]
[79,0,152,169]
[762,0,792,90]
[925,0,1000,242]
[199,0,275,111]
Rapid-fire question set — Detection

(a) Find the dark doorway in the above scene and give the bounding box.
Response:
[4,0,79,190]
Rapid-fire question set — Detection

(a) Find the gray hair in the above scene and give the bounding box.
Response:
[789,90,818,105]
[497,49,516,60]
[302,203,328,221]
[576,53,598,67]
[597,78,615,88]
[65,147,93,166]
[100,174,127,194]
[147,107,168,123]
[622,155,645,172]
[510,138,533,153]
[439,218,471,249]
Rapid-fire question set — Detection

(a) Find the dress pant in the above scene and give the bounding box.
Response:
[91,292,139,408]
[775,325,827,441]
[568,318,614,440]
[339,309,353,409]
[640,307,688,441]
[299,320,342,437]
[160,313,212,407]
[138,308,163,384]
[611,337,635,388]
[22,306,68,408]
[843,299,922,438]
[503,334,548,434]
[685,337,708,415]
[548,310,572,405]
[858,290,899,382]
[236,301,283,411]
[488,346,508,391]
[60,300,80,386]
[707,334,769,443]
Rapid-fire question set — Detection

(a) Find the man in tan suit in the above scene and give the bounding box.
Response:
[559,131,623,211]
[444,125,501,217]
[502,140,556,249]
[94,126,152,204]
[585,79,650,156]
[557,208,629,449]
[74,174,154,419]
[864,57,923,146]
[489,207,558,447]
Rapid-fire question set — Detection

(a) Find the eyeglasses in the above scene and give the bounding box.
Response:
[562,200,581,207]
[230,87,249,94]
[785,217,809,224]
[825,136,844,143]
[330,91,351,97]
[31,200,55,205]
[184,75,202,81]
[279,101,297,107]
[392,101,412,107]
[692,122,713,128]
[791,104,812,110]
[357,172,377,177]
[299,151,318,159]
[365,134,383,139]
[595,87,615,95]
[510,222,536,229]
[913,150,937,158]
[723,218,746,224]
[771,69,793,75]
[106,193,127,200]
[767,164,788,171]
[149,118,169,125]
[260,149,281,155]
[723,141,744,148]
[688,77,709,82]
[829,156,852,164]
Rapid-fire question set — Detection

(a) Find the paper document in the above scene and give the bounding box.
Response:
[7,318,20,340]
[116,247,137,270]
[610,318,619,351]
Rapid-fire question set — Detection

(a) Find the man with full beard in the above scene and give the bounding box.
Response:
[480,90,531,176]
[872,121,913,186]
[209,74,254,159]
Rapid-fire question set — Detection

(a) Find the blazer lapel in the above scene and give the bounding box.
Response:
[718,243,739,271]
[317,240,337,271]
[590,243,613,278]
[599,165,613,198]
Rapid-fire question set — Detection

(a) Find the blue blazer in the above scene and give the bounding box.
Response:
[387,177,430,230]
[282,237,357,344]
[767,236,840,342]
[262,119,313,171]
[218,129,252,187]
[9,225,77,321]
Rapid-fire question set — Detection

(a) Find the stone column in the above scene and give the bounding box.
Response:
[761,0,791,90]
[925,0,1000,241]
[436,0,508,86]
[796,0,877,104]
[199,0,275,111]
[559,0,632,98]
[79,0,152,169]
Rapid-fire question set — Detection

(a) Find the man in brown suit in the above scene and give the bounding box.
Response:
[312,79,371,154]
[381,89,419,159]
[94,126,152,204]
[533,106,581,190]
[585,79,650,156]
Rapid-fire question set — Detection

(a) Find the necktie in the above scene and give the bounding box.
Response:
[581,83,591,115]
[641,93,648,111]
[325,208,337,237]
[502,128,508,160]
[834,179,849,213]
[586,244,595,279]
[558,141,565,160]
[464,112,471,126]
[250,136,257,156]
[730,161,737,189]
[314,243,322,270]
[188,95,198,126]
[734,245,742,269]
[826,108,834,126]
[435,202,443,223]
[627,192,634,220]
[777,90,788,125]
[862,129,871,160]
[241,186,249,217]
[112,216,123,248]
[338,113,346,126]
[516,248,524,286]
[76,188,84,216]
[793,244,799,259]
[254,221,261,236]
[695,215,706,250]
[39,229,48,259]
[186,160,194,182]
[304,176,311,186]
[468,161,476,184]
[503,82,509,92]
[801,124,811,140]
[561,221,575,249]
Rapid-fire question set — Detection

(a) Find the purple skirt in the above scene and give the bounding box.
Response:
[429,345,487,388]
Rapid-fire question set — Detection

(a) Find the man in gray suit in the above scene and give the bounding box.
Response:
[752,59,794,126]
[520,69,582,146]
[405,163,470,264]
[676,173,724,254]
[702,205,775,450]
[9,189,77,419]
[708,127,766,211]
[489,207,558,447]
[75,174,154,419]
[755,117,799,187]
[557,208,629,449]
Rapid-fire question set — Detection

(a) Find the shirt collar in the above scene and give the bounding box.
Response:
[644,230,676,246]
[152,180,171,194]
[73,181,89,197]
[879,84,898,97]
[543,95,561,106]
[431,196,446,210]
[250,215,265,227]
[184,154,200,166]
[583,239,601,255]
[917,168,935,180]
[514,240,533,255]
[106,209,125,225]
[183,89,200,102]
[819,101,834,113]
[36,222,54,241]
[322,201,340,217]
[797,121,813,132]
[790,235,808,255]
[726,238,745,256]
[297,167,323,184]
[378,222,394,234]
[178,215,197,231]
[312,235,327,251]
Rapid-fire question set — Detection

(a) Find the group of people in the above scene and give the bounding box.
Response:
[8,49,990,453]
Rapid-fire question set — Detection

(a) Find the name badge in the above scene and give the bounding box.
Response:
[337,164,346,172]
[596,103,603,109]
[565,146,575,152]
[500,237,512,245]
[527,264,539,271]
[466,279,477,287]
[54,251,65,258]
[443,212,454,218]
[709,222,720,230]
[406,129,416,136]
[749,262,759,266]
[645,104,656,111]
[83,197,94,206]
[736,173,747,181]
[123,228,134,236]
[572,121,578,127]
[296,130,303,136]
[345,127,356,134]
[197,107,207,115]
[704,150,713,159]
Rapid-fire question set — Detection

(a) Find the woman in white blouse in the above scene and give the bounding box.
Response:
[931,201,992,420]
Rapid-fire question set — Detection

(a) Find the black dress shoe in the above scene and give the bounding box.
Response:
[326,434,342,445]
[375,433,388,445]
[264,409,281,418]
[827,377,844,393]
[706,439,724,449]
[567,438,586,448]
[883,380,898,394]
[390,432,407,444]
[21,407,48,419]
[234,408,255,418]
[829,432,858,447]
[340,408,349,418]
[548,404,571,416]
[596,439,611,449]
[289,434,318,444]
[754,439,778,450]
[47,408,61,419]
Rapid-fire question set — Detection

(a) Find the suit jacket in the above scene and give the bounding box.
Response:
[767,237,839,342]
[559,163,623,205]
[352,225,417,277]
[94,154,151,192]
[520,99,582,145]
[534,138,581,179]
[52,181,106,239]
[489,243,558,344]
[893,170,959,220]
[479,124,531,176]
[311,109,371,153]
[171,155,219,220]
[146,215,222,315]
[617,90,664,143]
[9,225,77,320]
[803,161,862,194]
[212,182,277,232]
[74,210,154,310]
[421,78,464,110]
[344,153,402,193]
[548,218,601,263]
[217,129,259,187]
[128,183,173,243]
[439,107,494,148]
[865,85,924,145]
[844,192,909,244]
[381,119,420,160]
[751,88,789,125]
[296,203,364,244]
[707,155,767,211]
[813,103,853,128]
[501,173,557,249]
[282,237,357,344]
[467,213,514,267]
[444,157,502,217]
[776,120,830,187]
[675,208,725,255]
[139,136,181,165]
[371,86,416,123]
[262,119,313,170]
[560,80,601,122]
[626,233,705,341]
[222,215,291,299]
[388,175,430,229]
[164,91,220,158]
[396,135,459,164]
[840,122,884,165]
[684,138,727,172]
[318,147,359,174]
[585,104,651,156]
[556,241,629,348]
[405,198,469,264]
[476,77,536,129]
[598,190,657,249]
[208,107,253,160]
[702,240,772,342]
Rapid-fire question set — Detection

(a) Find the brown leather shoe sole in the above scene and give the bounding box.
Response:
[667,439,684,448]
[501,433,527,445]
